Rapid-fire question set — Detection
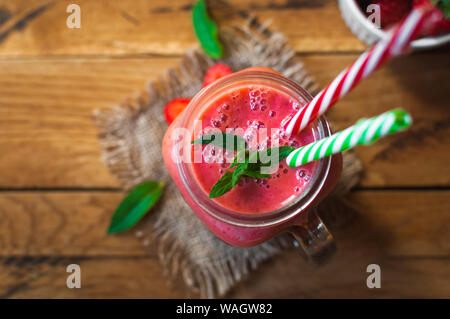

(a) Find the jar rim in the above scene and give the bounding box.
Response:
[176,70,332,228]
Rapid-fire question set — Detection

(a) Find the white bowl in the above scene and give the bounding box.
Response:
[338,0,450,49]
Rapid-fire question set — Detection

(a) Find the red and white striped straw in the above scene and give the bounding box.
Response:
[284,4,435,136]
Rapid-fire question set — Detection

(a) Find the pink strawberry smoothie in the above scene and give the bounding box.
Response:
[162,68,342,247]
[191,85,318,215]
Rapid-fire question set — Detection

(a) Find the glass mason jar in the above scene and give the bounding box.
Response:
[162,68,342,264]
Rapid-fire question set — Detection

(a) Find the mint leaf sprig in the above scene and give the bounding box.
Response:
[209,145,295,198]
[192,132,295,198]
[192,0,224,59]
[108,181,164,234]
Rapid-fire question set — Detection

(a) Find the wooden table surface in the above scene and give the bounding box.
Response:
[0,0,449,298]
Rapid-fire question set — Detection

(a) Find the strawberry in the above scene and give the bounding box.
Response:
[414,0,450,36]
[202,63,233,87]
[163,98,191,125]
[371,0,412,28]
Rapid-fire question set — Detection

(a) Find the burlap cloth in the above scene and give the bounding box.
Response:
[93,17,362,298]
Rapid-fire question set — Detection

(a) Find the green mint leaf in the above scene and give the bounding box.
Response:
[249,146,295,166]
[246,145,296,175]
[209,171,233,198]
[208,146,296,199]
[192,132,247,151]
[229,149,249,168]
[433,0,450,19]
[192,0,223,59]
[108,181,164,234]
[243,171,271,178]
[231,156,250,187]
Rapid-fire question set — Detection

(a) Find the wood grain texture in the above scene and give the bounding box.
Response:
[0,192,145,256]
[0,57,176,188]
[0,256,187,298]
[1,253,449,298]
[0,190,449,298]
[0,54,448,188]
[229,252,450,298]
[0,191,448,257]
[0,0,449,299]
[0,0,365,57]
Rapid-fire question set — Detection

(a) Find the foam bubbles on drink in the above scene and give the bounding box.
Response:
[203,144,222,163]
[203,126,219,135]
[291,100,301,111]
[250,89,261,97]
[296,169,307,181]
[249,87,270,113]
[243,122,258,150]
[243,120,270,151]
[219,114,227,122]
[211,119,220,128]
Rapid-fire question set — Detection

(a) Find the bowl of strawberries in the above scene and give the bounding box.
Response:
[338,0,450,49]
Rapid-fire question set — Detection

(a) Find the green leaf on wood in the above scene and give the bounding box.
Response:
[108,181,164,234]
[192,0,224,59]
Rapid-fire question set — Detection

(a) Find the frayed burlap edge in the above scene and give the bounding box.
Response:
[93,18,362,298]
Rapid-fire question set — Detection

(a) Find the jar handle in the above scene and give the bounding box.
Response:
[289,207,336,265]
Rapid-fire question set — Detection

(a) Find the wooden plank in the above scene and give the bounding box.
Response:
[0,191,448,257]
[0,190,449,298]
[0,192,146,256]
[1,254,449,298]
[346,191,450,257]
[0,57,177,188]
[0,54,448,188]
[230,252,450,298]
[0,0,366,57]
[0,256,187,298]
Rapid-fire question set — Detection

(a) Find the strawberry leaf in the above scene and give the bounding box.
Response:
[209,171,233,198]
[192,0,223,59]
[108,181,164,234]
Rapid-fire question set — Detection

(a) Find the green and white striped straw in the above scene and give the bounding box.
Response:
[286,109,412,167]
